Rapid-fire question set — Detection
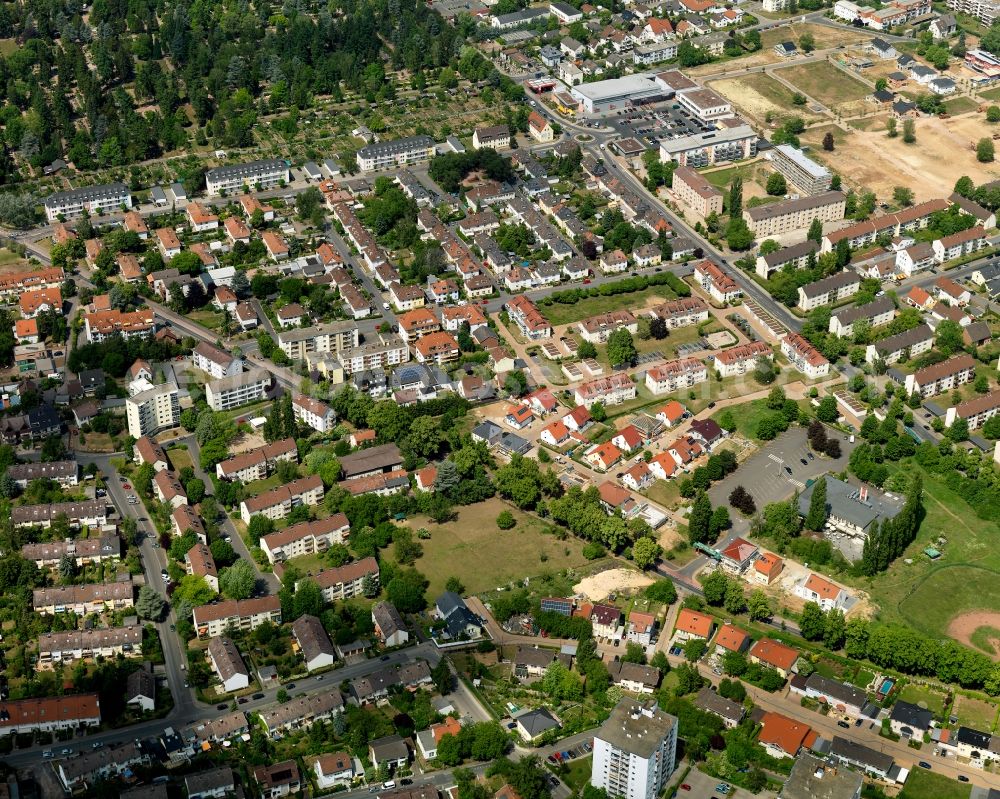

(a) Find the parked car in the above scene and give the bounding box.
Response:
[918,762,932,769]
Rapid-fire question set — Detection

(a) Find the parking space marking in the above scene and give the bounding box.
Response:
[768,453,783,464]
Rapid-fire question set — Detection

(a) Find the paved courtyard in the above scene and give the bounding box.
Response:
[707,427,856,534]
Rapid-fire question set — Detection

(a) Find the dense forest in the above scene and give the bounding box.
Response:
[0,0,467,177]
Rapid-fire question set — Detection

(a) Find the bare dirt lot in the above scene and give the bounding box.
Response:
[948,611,1000,660]
[573,567,654,601]
[710,73,824,128]
[801,115,1000,201]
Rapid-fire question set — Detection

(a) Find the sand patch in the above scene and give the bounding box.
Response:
[574,567,654,601]
[948,611,1000,659]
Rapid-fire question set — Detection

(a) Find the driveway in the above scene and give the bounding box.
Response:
[707,426,855,536]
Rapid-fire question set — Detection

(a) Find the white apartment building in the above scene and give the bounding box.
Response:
[592,700,678,799]
[193,597,283,638]
[239,475,324,524]
[309,557,380,603]
[192,342,243,380]
[356,136,436,171]
[904,354,977,397]
[745,191,846,237]
[44,183,131,222]
[292,395,337,433]
[260,514,351,564]
[675,88,733,122]
[205,368,272,411]
[713,341,773,378]
[644,359,708,395]
[205,160,290,196]
[338,337,409,374]
[126,384,180,439]
[277,322,360,360]
[781,334,831,379]
[797,271,861,311]
[770,145,832,196]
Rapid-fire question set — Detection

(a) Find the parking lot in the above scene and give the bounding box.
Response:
[608,100,712,148]
[707,427,855,521]
[675,767,778,799]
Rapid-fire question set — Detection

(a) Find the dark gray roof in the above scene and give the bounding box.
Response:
[831,295,895,327]
[694,686,743,721]
[805,673,867,708]
[45,182,129,206]
[762,240,817,268]
[799,270,860,299]
[436,591,467,619]
[358,136,435,159]
[797,476,903,534]
[206,159,287,181]
[337,443,403,479]
[956,726,991,748]
[517,707,561,736]
[781,753,863,799]
[745,191,846,223]
[595,699,675,757]
[889,701,934,732]
[871,323,933,355]
[830,736,895,774]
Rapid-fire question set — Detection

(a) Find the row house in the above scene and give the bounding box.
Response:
[259,689,344,738]
[37,625,142,668]
[781,334,831,379]
[8,459,78,487]
[216,437,298,482]
[13,500,107,529]
[172,505,206,540]
[239,475,324,524]
[22,534,120,568]
[713,341,773,378]
[692,260,741,305]
[822,198,949,252]
[193,596,283,638]
[933,225,987,263]
[644,358,708,395]
[904,354,978,397]
[261,513,351,564]
[33,579,134,615]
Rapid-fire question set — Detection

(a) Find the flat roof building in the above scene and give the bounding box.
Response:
[570,74,664,115]
[770,144,832,196]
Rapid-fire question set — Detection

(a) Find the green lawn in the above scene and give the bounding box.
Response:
[710,397,808,442]
[188,308,225,332]
[553,756,593,792]
[952,695,998,732]
[778,62,870,108]
[944,96,979,115]
[397,498,591,597]
[898,683,947,716]
[855,465,1000,641]
[244,475,283,496]
[979,86,1000,102]
[899,769,971,799]
[970,626,1000,656]
[643,479,682,510]
[541,286,677,327]
[166,447,193,472]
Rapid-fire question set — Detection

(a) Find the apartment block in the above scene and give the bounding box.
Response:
[44,183,131,221]
[770,145,832,196]
[205,160,290,195]
[33,580,134,615]
[205,368,272,411]
[904,354,978,397]
[672,165,724,218]
[644,359,708,395]
[260,514,351,564]
[277,322,359,360]
[338,336,409,374]
[126,383,180,438]
[309,557,380,602]
[193,596,283,638]
[798,271,862,311]
[745,191,846,237]
[713,341,773,377]
[781,333,831,379]
[239,475,324,524]
[591,700,678,799]
[356,136,436,171]
[215,438,298,482]
[292,394,337,433]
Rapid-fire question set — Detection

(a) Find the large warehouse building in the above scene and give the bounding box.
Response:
[569,74,664,115]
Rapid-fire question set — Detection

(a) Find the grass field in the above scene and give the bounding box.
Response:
[709,397,807,442]
[166,447,193,472]
[945,96,980,115]
[709,73,823,128]
[899,769,971,799]
[898,683,947,715]
[541,287,676,326]
[971,626,1000,655]
[399,498,590,597]
[553,756,592,792]
[861,466,1000,642]
[952,695,998,732]
[778,62,871,108]
[980,86,1000,102]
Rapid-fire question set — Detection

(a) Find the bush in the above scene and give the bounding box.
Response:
[496,511,516,530]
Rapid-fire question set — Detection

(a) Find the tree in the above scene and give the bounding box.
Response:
[649,317,668,340]
[747,589,771,621]
[728,176,743,217]
[805,477,828,531]
[496,510,516,530]
[807,217,823,243]
[728,485,756,516]
[935,319,964,356]
[632,537,661,569]
[577,340,597,359]
[988,106,1000,123]
[893,186,914,207]
[606,328,637,368]
[799,32,815,52]
[136,586,167,621]
[800,602,826,640]
[684,638,707,662]
[816,395,838,423]
[645,579,677,605]
[979,138,996,163]
[902,119,916,144]
[766,172,787,196]
[886,118,898,138]
[822,131,835,152]
[725,217,754,251]
[688,493,713,544]
[955,175,975,198]
[947,417,970,442]
[701,570,728,606]
[219,560,256,600]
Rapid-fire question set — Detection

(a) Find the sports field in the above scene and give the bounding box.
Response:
[862,466,1000,652]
